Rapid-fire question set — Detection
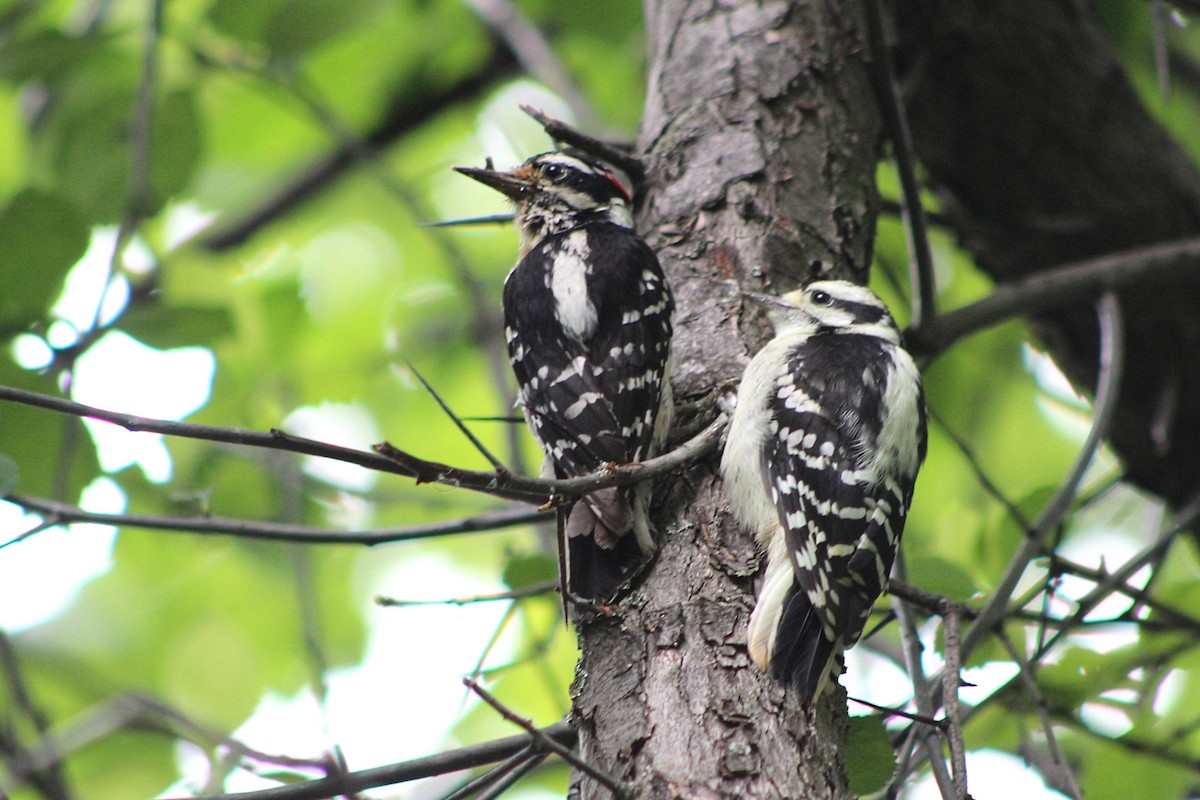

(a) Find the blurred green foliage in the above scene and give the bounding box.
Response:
[1,1,1199,799]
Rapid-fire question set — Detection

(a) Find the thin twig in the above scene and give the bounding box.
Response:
[940,606,968,799]
[475,751,549,800]
[374,411,727,500]
[0,631,72,800]
[907,236,1200,358]
[422,213,515,228]
[199,46,519,251]
[864,0,936,325]
[164,720,576,800]
[408,362,509,472]
[890,555,957,800]
[1151,0,1171,99]
[928,405,1030,529]
[376,581,555,607]
[846,695,945,728]
[996,631,1083,800]
[0,385,726,505]
[464,0,594,126]
[1031,491,1200,662]
[520,106,645,185]
[2,693,334,797]
[275,70,526,477]
[960,293,1125,661]
[438,745,536,800]
[463,679,629,798]
[4,493,546,546]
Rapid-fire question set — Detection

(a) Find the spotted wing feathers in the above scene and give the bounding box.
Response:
[762,335,915,702]
[504,223,673,603]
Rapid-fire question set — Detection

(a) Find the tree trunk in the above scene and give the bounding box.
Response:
[570,1,881,796]
[895,0,1200,508]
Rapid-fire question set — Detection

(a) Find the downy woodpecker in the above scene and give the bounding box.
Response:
[720,281,926,704]
[456,151,674,607]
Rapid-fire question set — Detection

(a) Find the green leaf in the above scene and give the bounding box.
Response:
[845,714,897,796]
[266,0,385,56]
[0,189,90,321]
[0,30,111,82]
[904,555,978,602]
[118,304,233,350]
[502,551,557,590]
[150,90,202,205]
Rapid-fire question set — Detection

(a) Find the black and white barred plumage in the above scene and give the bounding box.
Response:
[456,151,673,606]
[720,281,926,704]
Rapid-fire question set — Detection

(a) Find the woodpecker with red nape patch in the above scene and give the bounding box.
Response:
[720,280,926,704]
[456,151,674,609]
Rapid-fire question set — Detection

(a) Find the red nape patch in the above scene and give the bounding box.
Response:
[606,173,632,203]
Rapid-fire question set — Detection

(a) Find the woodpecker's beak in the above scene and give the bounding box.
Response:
[454,165,535,200]
[742,291,794,311]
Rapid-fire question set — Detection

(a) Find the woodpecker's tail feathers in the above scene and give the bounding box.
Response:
[770,584,841,705]
[568,486,632,549]
[561,504,643,605]
[558,485,656,608]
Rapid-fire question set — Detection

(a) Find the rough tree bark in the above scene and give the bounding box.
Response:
[570,2,880,797]
[895,0,1200,507]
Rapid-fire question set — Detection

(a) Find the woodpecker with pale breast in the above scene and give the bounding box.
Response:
[456,151,674,608]
[720,280,926,704]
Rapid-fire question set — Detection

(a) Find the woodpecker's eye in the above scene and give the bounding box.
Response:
[542,163,566,181]
[810,289,833,306]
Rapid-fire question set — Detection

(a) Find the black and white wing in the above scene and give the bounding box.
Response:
[503,223,673,603]
[761,334,915,701]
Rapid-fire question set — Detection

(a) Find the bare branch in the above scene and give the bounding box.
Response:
[960,293,1125,660]
[940,606,968,799]
[463,679,629,799]
[464,0,594,126]
[373,411,727,500]
[164,720,575,800]
[376,581,555,607]
[408,362,509,472]
[474,751,549,800]
[3,494,546,546]
[0,630,72,800]
[996,631,1083,800]
[908,237,1200,358]
[438,744,536,800]
[890,555,957,800]
[0,384,726,506]
[200,46,518,251]
[520,106,645,185]
[864,0,936,324]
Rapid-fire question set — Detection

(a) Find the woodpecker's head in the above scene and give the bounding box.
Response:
[456,151,634,254]
[745,280,902,343]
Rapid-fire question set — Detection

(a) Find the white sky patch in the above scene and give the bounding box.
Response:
[1080,696,1133,738]
[1053,528,1146,651]
[10,333,54,370]
[958,661,1021,706]
[845,645,912,711]
[0,477,122,631]
[1022,344,1087,410]
[72,330,216,483]
[1153,668,1187,717]
[52,227,132,331]
[282,402,382,493]
[903,749,1069,800]
[163,201,219,251]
